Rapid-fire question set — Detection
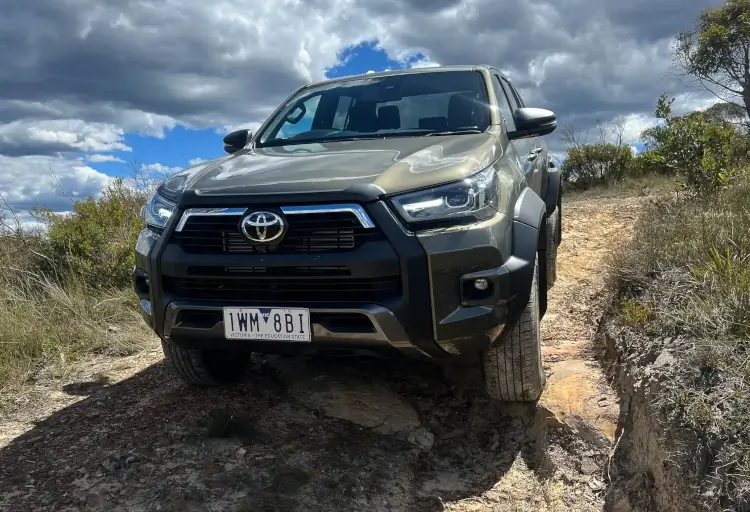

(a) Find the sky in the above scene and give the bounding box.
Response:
[0,0,726,224]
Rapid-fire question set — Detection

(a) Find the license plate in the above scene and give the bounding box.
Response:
[223,307,311,342]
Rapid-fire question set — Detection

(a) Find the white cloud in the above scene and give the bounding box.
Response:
[409,57,441,69]
[140,163,181,175]
[0,155,112,214]
[188,157,206,166]
[619,113,659,144]
[672,93,723,115]
[0,119,130,156]
[87,154,126,163]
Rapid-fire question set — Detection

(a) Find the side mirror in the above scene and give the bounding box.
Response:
[507,108,557,140]
[223,129,252,154]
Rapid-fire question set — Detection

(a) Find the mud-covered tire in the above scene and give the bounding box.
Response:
[481,254,546,402]
[161,339,250,386]
[545,206,559,290]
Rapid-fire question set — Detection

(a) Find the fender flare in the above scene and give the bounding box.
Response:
[506,187,547,329]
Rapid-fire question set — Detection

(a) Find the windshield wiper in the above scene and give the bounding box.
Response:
[425,128,483,136]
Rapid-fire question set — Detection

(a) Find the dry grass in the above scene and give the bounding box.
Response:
[564,173,679,202]
[0,179,151,391]
[0,235,150,390]
[610,179,750,509]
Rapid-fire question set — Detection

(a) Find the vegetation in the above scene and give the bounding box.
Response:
[559,116,641,191]
[0,179,153,389]
[673,0,750,120]
[610,180,750,509]
[603,4,750,503]
[639,93,750,192]
[561,95,749,193]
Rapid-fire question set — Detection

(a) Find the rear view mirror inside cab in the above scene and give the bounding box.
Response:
[285,104,307,124]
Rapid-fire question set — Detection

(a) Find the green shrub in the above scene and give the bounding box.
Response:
[34,178,147,289]
[640,94,750,193]
[560,143,634,191]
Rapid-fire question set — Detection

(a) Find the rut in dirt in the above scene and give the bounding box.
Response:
[0,194,642,512]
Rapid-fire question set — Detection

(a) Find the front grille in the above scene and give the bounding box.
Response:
[186,266,351,277]
[171,211,383,254]
[162,275,401,303]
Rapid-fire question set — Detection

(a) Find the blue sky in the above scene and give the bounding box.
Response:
[88,42,431,179]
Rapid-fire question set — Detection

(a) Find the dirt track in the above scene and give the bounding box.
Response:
[0,194,643,512]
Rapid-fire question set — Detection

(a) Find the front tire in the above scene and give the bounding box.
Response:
[161,340,250,386]
[481,254,546,402]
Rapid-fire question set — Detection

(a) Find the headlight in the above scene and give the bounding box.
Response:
[141,193,176,231]
[140,172,188,231]
[156,174,187,202]
[390,167,499,226]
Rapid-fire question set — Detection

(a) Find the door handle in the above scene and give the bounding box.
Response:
[527,148,543,161]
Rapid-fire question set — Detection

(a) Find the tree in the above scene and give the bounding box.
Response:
[673,0,750,118]
[704,100,750,131]
[639,93,748,192]
[559,116,633,190]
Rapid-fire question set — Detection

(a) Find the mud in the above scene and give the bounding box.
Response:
[0,194,644,511]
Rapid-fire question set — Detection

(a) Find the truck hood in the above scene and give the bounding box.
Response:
[179,133,502,200]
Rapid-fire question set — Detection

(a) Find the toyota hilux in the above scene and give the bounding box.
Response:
[133,65,561,402]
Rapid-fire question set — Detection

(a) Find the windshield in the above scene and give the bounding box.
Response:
[257,70,491,147]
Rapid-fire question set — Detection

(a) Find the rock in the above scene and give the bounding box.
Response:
[542,409,612,449]
[653,350,675,369]
[278,363,421,435]
[440,429,464,441]
[102,459,117,473]
[588,477,605,491]
[86,494,113,509]
[407,428,435,451]
[580,457,599,475]
[566,415,612,449]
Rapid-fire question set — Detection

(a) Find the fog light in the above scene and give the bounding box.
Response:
[474,278,489,291]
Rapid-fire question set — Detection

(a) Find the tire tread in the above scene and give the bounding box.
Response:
[161,340,249,386]
[482,254,546,402]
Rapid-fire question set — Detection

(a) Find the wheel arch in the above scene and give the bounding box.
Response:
[507,187,548,329]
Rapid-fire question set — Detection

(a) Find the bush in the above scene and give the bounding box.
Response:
[560,143,633,191]
[33,178,147,289]
[0,179,152,390]
[640,94,750,193]
[610,178,750,508]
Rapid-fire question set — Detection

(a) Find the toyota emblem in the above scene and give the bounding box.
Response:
[240,211,286,243]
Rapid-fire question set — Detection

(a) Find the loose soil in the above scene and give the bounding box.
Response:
[0,194,644,512]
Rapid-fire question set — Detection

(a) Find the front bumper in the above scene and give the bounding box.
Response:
[133,200,533,359]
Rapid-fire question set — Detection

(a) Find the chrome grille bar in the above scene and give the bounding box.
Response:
[174,203,375,232]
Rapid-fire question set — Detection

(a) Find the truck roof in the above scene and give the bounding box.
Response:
[305,64,509,88]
